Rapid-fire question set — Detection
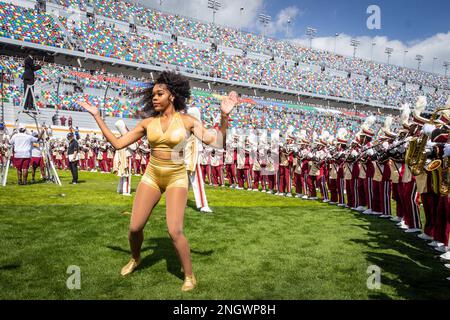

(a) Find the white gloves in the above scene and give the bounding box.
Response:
[367,149,375,156]
[351,150,358,157]
[382,142,389,150]
[444,144,450,157]
[425,141,436,149]
[422,124,436,137]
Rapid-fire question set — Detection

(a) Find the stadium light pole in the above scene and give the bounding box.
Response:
[403,50,408,67]
[286,17,291,38]
[334,33,340,54]
[259,14,271,37]
[415,54,424,71]
[371,42,376,61]
[432,57,437,73]
[444,61,449,76]
[306,27,317,49]
[239,7,244,32]
[350,39,360,58]
[385,47,393,65]
[207,0,221,25]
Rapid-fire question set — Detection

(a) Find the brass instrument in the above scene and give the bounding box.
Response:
[405,134,428,171]
[423,106,450,194]
[410,135,428,176]
[426,132,450,196]
[440,133,450,196]
[404,137,417,166]
[408,107,450,176]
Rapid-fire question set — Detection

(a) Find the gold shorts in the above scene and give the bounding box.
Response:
[141,156,188,193]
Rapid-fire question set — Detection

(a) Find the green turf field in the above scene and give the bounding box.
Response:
[0,170,449,300]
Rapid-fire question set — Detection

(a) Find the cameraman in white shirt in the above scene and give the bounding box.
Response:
[9,124,43,185]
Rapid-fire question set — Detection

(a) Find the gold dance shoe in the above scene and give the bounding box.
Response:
[120,257,141,276]
[181,274,197,292]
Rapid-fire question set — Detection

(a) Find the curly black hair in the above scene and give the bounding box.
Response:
[137,71,191,118]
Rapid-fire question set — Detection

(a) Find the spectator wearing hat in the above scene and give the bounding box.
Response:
[67,132,79,184]
[9,124,43,185]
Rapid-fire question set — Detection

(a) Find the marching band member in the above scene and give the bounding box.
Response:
[293,130,307,198]
[278,139,291,197]
[335,129,348,207]
[199,142,211,185]
[306,132,320,201]
[236,134,251,190]
[185,107,213,213]
[326,134,338,204]
[377,118,395,219]
[356,117,375,213]
[400,98,424,233]
[316,131,330,203]
[113,120,138,196]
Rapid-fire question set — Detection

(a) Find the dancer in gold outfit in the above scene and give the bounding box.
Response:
[78,72,238,291]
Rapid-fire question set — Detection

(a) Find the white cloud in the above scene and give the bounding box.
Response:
[133,1,449,76]
[291,32,450,76]
[134,0,264,30]
[255,6,303,38]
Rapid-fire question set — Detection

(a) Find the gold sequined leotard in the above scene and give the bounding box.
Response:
[141,112,189,192]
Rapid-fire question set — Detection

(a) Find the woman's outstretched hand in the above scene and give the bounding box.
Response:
[220,91,239,115]
[77,101,99,117]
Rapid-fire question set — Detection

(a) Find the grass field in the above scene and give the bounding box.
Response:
[0,170,449,300]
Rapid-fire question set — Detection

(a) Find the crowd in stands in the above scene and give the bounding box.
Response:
[47,0,449,89]
[0,54,401,140]
[0,1,449,111]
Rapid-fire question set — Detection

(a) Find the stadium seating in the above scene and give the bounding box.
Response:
[1,1,448,110]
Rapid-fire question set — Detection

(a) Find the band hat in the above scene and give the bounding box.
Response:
[412,112,429,126]
[336,128,348,144]
[361,127,375,137]
[437,113,450,125]
[18,123,26,131]
[381,128,398,139]
[412,96,428,126]
[400,103,411,128]
[432,133,448,143]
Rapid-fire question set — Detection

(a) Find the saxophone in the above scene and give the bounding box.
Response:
[404,137,417,166]
[409,134,428,176]
[423,107,450,194]
[439,132,450,196]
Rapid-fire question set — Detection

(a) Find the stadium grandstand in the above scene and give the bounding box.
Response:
[0,0,448,139]
[1,0,450,302]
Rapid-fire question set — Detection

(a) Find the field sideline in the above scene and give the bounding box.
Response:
[0,170,449,300]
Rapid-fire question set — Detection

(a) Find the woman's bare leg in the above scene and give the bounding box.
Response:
[165,187,192,276]
[129,182,161,260]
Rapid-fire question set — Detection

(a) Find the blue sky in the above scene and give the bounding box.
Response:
[262,0,450,42]
[140,0,450,74]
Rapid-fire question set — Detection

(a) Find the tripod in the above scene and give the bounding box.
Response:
[0,133,11,187]
[1,79,61,187]
[0,69,8,186]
